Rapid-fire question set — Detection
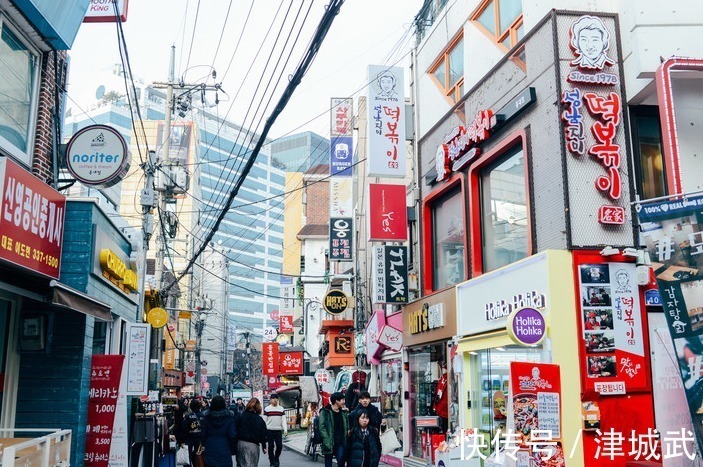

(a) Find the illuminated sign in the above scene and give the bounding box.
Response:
[324,289,349,315]
[409,302,445,335]
[100,248,138,293]
[334,336,352,353]
[435,109,494,182]
[65,125,130,188]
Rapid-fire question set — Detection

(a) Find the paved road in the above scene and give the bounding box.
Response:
[257,445,322,466]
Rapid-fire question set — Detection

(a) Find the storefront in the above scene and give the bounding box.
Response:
[402,287,457,466]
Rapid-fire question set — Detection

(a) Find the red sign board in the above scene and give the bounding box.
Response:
[262,342,279,376]
[278,351,304,375]
[509,362,562,442]
[279,315,293,334]
[85,355,124,466]
[435,109,494,182]
[368,183,408,241]
[83,0,129,22]
[0,158,66,278]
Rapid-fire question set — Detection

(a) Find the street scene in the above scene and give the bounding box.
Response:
[1,0,703,466]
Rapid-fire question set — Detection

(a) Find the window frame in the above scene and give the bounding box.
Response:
[422,173,468,294]
[468,129,532,276]
[428,34,465,105]
[0,14,41,167]
[629,105,668,199]
[470,0,524,52]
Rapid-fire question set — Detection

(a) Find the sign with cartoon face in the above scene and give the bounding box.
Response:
[569,15,615,70]
[367,65,406,178]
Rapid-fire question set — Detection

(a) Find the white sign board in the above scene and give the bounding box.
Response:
[125,323,151,395]
[367,65,406,178]
[65,124,130,188]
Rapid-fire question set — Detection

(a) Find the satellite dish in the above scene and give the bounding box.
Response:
[95,85,105,100]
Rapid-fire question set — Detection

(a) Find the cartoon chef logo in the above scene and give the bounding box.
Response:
[569,15,616,70]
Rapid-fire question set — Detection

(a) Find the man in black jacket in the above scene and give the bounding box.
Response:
[348,392,384,432]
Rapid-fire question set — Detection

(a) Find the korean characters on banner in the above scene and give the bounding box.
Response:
[262,342,279,376]
[577,262,646,394]
[367,65,406,178]
[508,362,566,466]
[372,245,408,304]
[330,98,353,177]
[330,217,353,262]
[0,158,66,279]
[85,355,125,467]
[636,194,703,450]
[279,351,303,375]
[559,14,632,237]
[368,183,408,242]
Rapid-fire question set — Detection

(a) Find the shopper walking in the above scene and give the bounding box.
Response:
[344,410,381,467]
[262,394,287,467]
[181,399,203,466]
[200,395,237,467]
[319,392,349,467]
[235,398,267,467]
[348,392,384,432]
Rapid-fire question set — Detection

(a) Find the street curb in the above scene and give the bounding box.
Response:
[283,440,324,464]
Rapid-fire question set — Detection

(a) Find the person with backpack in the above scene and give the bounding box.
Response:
[344,409,382,467]
[348,392,384,432]
[181,399,203,466]
[319,392,349,467]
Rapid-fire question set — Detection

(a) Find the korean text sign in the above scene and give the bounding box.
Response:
[278,351,303,375]
[636,194,703,451]
[367,65,406,178]
[368,183,408,241]
[372,245,408,304]
[509,362,562,442]
[577,261,646,393]
[85,355,124,467]
[330,217,353,262]
[262,342,279,376]
[0,157,65,278]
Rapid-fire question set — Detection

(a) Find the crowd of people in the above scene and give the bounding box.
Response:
[172,390,386,467]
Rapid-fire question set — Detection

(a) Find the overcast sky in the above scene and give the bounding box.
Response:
[67,0,423,140]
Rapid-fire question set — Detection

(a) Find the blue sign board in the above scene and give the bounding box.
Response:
[644,289,662,307]
[330,135,353,176]
[13,0,90,49]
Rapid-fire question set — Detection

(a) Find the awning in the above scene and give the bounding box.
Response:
[49,280,112,322]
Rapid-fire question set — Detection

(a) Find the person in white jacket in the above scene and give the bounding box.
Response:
[262,394,288,467]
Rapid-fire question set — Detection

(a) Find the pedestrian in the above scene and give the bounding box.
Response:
[235,398,246,415]
[348,392,384,432]
[319,391,349,467]
[235,398,268,467]
[263,393,288,467]
[344,410,381,467]
[200,395,237,467]
[181,399,203,466]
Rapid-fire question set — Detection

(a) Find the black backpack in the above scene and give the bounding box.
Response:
[312,415,323,444]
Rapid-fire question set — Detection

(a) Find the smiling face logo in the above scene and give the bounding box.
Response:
[569,15,615,70]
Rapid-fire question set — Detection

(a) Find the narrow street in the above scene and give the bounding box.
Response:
[257,447,322,466]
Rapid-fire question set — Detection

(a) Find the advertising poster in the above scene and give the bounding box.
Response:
[85,355,124,467]
[577,262,647,393]
[367,65,406,178]
[125,323,150,395]
[0,157,66,279]
[367,183,408,242]
[279,313,294,333]
[636,194,703,451]
[279,351,303,375]
[156,121,192,165]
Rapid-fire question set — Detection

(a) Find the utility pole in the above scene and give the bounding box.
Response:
[244,332,252,397]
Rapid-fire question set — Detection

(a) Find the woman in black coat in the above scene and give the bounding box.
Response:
[200,395,237,467]
[344,410,381,467]
[235,398,268,467]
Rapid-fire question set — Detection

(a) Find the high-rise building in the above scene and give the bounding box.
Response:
[268,131,329,172]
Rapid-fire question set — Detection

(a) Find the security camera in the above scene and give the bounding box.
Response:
[621,247,639,258]
[599,246,620,256]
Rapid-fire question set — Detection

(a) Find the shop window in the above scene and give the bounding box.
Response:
[470,133,531,275]
[92,321,108,355]
[469,346,542,458]
[471,0,523,52]
[426,183,466,291]
[430,36,464,105]
[379,358,403,447]
[0,18,40,164]
[630,106,667,200]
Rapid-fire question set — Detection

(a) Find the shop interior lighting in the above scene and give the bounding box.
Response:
[469,351,478,355]
[495,347,506,351]
[599,246,620,256]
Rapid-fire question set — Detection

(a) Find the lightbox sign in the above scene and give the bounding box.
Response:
[435,109,493,183]
[323,289,349,315]
[83,0,129,22]
[507,307,546,346]
[329,217,353,262]
[367,65,406,178]
[0,157,65,279]
[372,245,409,304]
[368,183,408,242]
[65,125,130,188]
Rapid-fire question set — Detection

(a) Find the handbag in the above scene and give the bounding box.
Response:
[176,445,190,466]
[192,444,205,467]
[380,427,401,455]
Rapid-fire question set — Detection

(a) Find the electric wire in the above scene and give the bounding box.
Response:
[184,0,202,74]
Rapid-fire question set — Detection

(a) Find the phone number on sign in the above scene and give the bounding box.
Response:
[1,235,59,269]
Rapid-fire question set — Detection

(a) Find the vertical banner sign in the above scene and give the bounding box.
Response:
[330,178,354,217]
[0,157,66,279]
[559,14,632,246]
[367,65,406,178]
[262,342,279,376]
[85,355,125,467]
[330,98,353,177]
[509,362,566,466]
[636,194,703,451]
[577,262,646,394]
[368,183,408,241]
[372,246,408,304]
[125,323,151,395]
[226,352,234,374]
[279,351,304,375]
[109,355,128,467]
[280,276,295,313]
[329,217,353,261]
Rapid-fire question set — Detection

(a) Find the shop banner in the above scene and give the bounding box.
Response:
[372,246,409,304]
[636,194,703,450]
[108,355,128,467]
[329,217,353,262]
[0,157,66,279]
[330,178,354,217]
[331,98,353,137]
[279,313,294,333]
[279,351,303,375]
[125,323,150,395]
[262,342,279,376]
[577,262,647,393]
[365,309,386,365]
[226,351,234,373]
[330,135,353,176]
[368,183,408,242]
[280,276,296,313]
[377,324,403,351]
[509,362,565,465]
[367,65,406,178]
[85,355,124,467]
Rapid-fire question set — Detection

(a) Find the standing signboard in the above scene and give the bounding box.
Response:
[85,355,124,466]
[636,194,703,451]
[367,65,406,178]
[125,323,150,395]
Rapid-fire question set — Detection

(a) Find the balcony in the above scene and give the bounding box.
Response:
[0,429,71,466]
